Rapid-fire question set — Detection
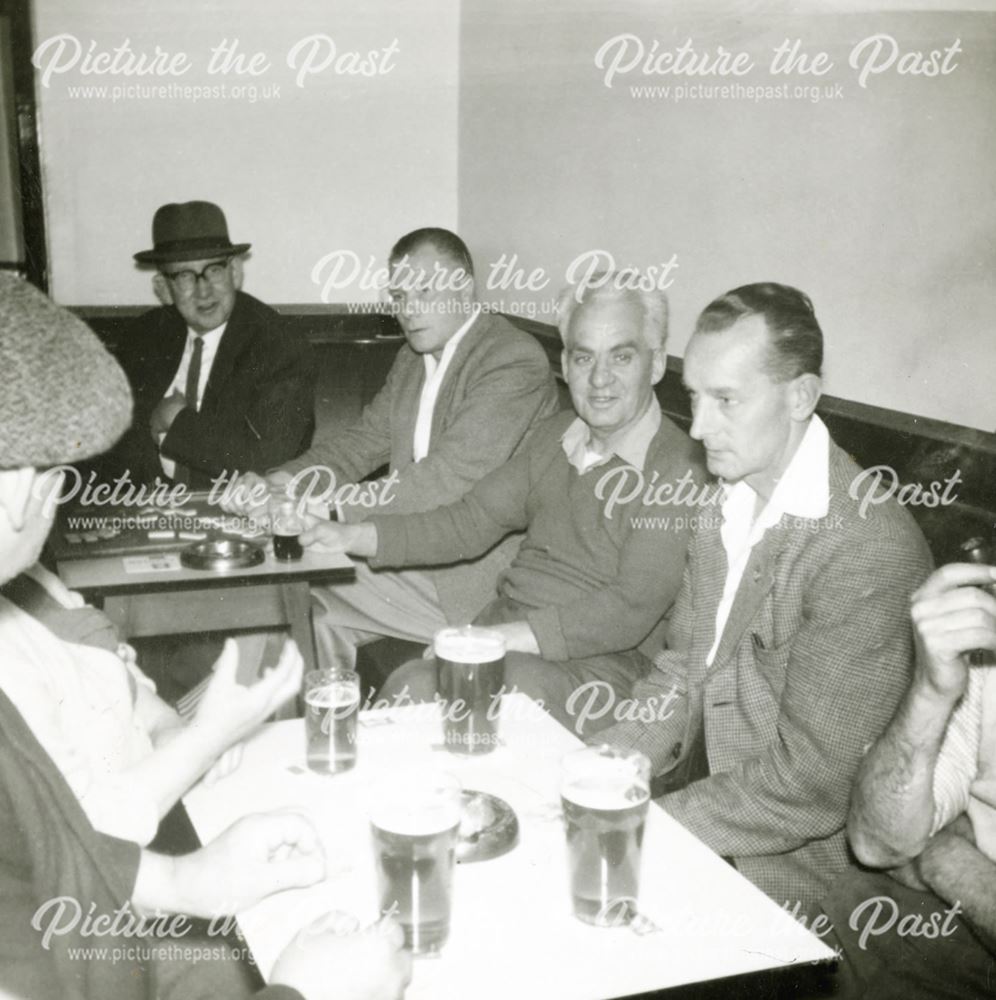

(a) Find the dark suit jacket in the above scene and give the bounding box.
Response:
[108,292,314,489]
[597,438,934,911]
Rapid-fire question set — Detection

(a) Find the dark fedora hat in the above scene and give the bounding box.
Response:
[133,201,251,264]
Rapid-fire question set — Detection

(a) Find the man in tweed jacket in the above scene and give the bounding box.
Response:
[596,283,933,913]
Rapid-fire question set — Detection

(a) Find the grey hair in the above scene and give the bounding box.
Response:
[555,272,668,352]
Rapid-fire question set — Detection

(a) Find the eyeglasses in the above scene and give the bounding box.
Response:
[161,260,231,295]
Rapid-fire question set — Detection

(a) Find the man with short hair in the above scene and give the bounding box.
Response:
[228,227,559,669]
[824,561,996,998]
[298,275,704,731]
[109,200,315,488]
[0,272,409,1000]
[594,283,933,913]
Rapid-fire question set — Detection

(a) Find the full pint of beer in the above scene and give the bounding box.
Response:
[304,669,360,774]
[561,745,651,926]
[434,625,505,755]
[369,771,462,956]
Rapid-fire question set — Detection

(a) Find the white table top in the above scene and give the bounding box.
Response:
[184,694,835,1000]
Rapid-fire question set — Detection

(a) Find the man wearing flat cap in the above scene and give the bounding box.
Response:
[0,274,411,1000]
[108,200,315,488]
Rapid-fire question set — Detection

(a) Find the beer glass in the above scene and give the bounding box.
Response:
[434,625,505,755]
[561,744,651,926]
[369,770,462,955]
[304,669,360,774]
[269,490,303,561]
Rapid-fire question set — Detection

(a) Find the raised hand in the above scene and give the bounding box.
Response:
[911,562,996,702]
[191,638,302,749]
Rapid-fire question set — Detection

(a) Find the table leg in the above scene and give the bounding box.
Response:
[102,595,134,639]
[279,581,317,719]
[280,581,318,673]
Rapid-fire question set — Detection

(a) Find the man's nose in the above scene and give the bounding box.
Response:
[589,358,613,388]
[689,398,714,440]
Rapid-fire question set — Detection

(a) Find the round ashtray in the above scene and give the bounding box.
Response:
[456,790,518,863]
[180,538,265,572]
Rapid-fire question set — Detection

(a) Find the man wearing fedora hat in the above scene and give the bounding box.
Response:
[107,200,314,489]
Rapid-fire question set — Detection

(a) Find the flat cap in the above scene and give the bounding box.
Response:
[0,273,133,469]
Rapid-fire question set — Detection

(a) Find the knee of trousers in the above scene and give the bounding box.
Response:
[377,657,437,703]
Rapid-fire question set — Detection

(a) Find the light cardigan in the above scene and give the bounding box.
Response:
[281,310,559,625]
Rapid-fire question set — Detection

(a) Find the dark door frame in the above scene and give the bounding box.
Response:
[1,0,47,290]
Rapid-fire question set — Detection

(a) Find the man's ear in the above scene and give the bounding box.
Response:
[789,373,822,422]
[456,268,475,306]
[229,256,245,291]
[152,273,173,306]
[650,348,667,386]
[0,467,36,532]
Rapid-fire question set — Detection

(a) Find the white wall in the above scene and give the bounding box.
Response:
[34,0,460,305]
[458,0,996,432]
[30,0,996,430]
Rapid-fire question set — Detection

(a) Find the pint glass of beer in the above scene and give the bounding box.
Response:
[369,770,462,955]
[434,625,505,755]
[303,669,360,774]
[561,744,651,926]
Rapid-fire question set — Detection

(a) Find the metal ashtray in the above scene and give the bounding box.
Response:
[456,790,519,863]
[180,538,265,572]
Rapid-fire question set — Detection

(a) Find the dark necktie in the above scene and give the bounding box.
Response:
[185,335,203,412]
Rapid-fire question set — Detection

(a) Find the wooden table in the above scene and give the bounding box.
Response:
[184,695,836,999]
[56,544,355,676]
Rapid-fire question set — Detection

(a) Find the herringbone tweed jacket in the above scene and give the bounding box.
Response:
[598,439,934,912]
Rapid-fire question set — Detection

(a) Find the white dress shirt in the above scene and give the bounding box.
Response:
[705,415,831,667]
[412,306,480,462]
[159,322,227,477]
[932,666,996,862]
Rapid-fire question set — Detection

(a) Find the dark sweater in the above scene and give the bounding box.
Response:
[371,410,707,661]
[0,687,301,1000]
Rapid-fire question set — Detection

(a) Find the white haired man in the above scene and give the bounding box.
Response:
[298,274,705,732]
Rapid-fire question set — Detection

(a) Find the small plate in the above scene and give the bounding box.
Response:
[457,790,519,863]
[180,539,265,572]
